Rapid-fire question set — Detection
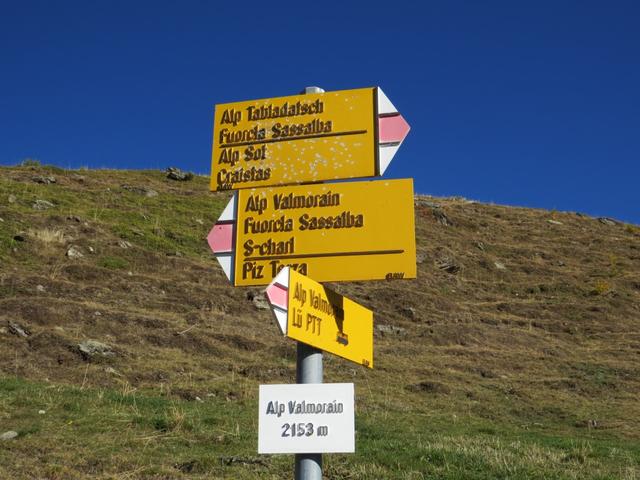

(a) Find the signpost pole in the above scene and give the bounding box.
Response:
[294,342,323,480]
[294,86,325,480]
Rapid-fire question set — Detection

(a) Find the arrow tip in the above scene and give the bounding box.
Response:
[376,88,411,175]
[378,114,410,145]
[207,223,234,254]
[265,267,290,335]
[377,114,410,175]
[207,194,238,283]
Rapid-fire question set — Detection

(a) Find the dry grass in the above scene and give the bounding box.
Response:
[1,165,639,478]
[27,227,67,244]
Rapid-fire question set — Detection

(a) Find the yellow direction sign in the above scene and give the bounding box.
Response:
[207,178,416,286]
[266,267,373,368]
[210,87,410,191]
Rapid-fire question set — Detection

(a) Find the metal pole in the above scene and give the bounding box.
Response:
[295,342,323,480]
[294,85,324,480]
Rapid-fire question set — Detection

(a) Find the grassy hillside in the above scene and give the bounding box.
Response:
[1,164,639,479]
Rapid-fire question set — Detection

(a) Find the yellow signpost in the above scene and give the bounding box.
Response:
[266,267,373,368]
[208,86,415,477]
[207,178,416,286]
[210,87,410,191]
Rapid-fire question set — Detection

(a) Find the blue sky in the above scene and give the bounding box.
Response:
[2,1,639,224]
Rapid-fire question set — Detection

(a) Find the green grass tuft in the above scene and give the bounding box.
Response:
[97,256,129,270]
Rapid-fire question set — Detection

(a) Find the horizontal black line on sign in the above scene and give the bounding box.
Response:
[380,141,401,147]
[215,220,235,226]
[219,130,368,148]
[244,249,405,262]
[378,112,400,118]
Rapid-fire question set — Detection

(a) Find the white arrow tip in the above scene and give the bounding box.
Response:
[208,193,238,283]
[377,87,397,115]
[219,194,237,221]
[265,267,290,335]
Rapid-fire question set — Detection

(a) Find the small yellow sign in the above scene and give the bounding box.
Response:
[211,88,377,191]
[233,178,416,286]
[266,267,374,367]
[288,268,373,368]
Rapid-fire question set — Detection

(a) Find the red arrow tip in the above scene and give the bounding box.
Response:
[266,283,288,310]
[207,223,234,254]
[378,114,410,144]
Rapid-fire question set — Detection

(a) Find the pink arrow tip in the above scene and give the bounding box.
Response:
[207,222,234,254]
[378,114,410,145]
[266,283,288,310]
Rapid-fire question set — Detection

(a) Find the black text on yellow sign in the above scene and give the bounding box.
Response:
[231,178,416,286]
[211,88,377,191]
[285,268,373,368]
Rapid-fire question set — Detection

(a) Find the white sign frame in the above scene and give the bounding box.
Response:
[258,383,355,454]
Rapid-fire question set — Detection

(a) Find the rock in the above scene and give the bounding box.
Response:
[66,246,84,258]
[8,321,30,338]
[246,290,270,310]
[254,296,270,310]
[32,175,56,184]
[38,410,45,415]
[416,251,427,264]
[376,324,407,336]
[575,419,600,429]
[433,209,453,226]
[449,195,472,203]
[88,246,95,254]
[36,285,46,292]
[32,199,55,210]
[494,261,507,270]
[0,431,18,441]
[474,241,485,251]
[8,194,17,203]
[399,307,417,320]
[547,219,563,225]
[435,256,460,274]
[166,167,194,181]
[76,340,115,359]
[415,198,441,208]
[118,240,133,249]
[66,215,82,223]
[598,217,618,226]
[121,184,158,197]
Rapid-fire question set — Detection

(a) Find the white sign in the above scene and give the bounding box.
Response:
[258,383,355,454]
